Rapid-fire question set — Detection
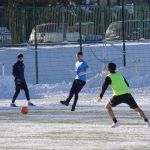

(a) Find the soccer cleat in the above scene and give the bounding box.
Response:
[10,103,17,107]
[71,108,75,111]
[28,101,35,106]
[60,101,69,106]
[145,122,150,127]
[111,122,119,128]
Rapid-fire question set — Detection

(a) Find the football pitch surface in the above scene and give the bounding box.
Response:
[0,94,150,150]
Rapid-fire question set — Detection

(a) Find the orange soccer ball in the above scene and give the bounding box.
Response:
[21,106,29,115]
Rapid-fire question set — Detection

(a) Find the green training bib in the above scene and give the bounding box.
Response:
[107,73,131,96]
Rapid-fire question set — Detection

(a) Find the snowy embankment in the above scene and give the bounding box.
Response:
[0,71,150,99]
[0,41,150,99]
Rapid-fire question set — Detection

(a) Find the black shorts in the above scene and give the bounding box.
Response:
[109,93,138,109]
[16,81,28,90]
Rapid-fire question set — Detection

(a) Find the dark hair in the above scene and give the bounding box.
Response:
[17,54,23,58]
[77,51,83,55]
[108,63,116,72]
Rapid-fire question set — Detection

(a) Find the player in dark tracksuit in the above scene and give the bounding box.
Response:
[60,51,88,111]
[11,54,35,107]
[97,63,150,128]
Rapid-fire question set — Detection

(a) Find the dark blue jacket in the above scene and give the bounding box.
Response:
[12,61,25,82]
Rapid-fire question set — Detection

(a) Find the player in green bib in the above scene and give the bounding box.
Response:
[97,63,150,128]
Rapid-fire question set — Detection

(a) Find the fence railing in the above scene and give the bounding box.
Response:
[0,5,150,46]
[0,41,150,85]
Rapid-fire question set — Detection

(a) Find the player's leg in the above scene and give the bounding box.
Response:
[66,80,76,103]
[60,80,76,106]
[22,82,30,100]
[71,80,86,111]
[105,103,116,120]
[134,107,149,126]
[106,96,121,128]
[134,107,148,121]
[11,85,20,107]
[125,94,150,127]
[105,103,119,128]
[22,82,35,106]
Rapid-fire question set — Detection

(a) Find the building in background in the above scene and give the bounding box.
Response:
[97,0,150,5]
[0,0,150,6]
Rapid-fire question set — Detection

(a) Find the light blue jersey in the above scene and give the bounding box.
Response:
[75,60,88,81]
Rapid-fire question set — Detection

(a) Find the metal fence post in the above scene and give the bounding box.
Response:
[33,0,39,84]
[62,7,67,42]
[79,3,82,52]
[122,0,126,67]
[2,63,5,77]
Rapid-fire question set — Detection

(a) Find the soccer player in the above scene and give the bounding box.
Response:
[60,51,88,111]
[10,54,35,107]
[97,63,150,128]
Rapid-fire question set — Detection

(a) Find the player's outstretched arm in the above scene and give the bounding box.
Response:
[97,76,111,103]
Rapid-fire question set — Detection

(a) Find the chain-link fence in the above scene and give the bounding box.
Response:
[0,41,150,85]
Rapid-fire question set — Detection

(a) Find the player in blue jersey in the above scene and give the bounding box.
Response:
[60,51,88,111]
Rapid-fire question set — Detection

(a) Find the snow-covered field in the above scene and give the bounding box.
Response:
[0,92,150,150]
[0,42,150,150]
